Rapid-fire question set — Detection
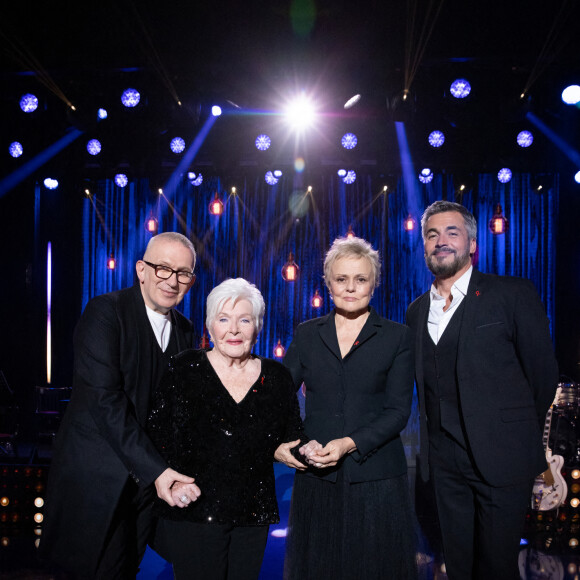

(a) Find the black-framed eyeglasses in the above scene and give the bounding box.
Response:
[143,261,195,285]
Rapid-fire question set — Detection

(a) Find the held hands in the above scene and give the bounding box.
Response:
[304,437,356,468]
[154,467,201,508]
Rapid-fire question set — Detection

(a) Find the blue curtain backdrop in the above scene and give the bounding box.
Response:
[81,171,558,464]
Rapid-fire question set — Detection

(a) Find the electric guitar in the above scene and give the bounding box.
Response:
[531,388,567,511]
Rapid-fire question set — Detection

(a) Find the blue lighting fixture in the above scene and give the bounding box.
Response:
[98,108,108,120]
[115,174,128,188]
[255,134,271,151]
[516,131,534,148]
[562,85,580,105]
[419,168,434,184]
[450,79,471,99]
[87,139,102,156]
[44,178,59,190]
[191,174,203,186]
[497,168,512,183]
[265,171,279,185]
[343,170,356,184]
[337,169,347,177]
[341,133,358,150]
[428,131,445,148]
[121,89,140,108]
[273,170,283,177]
[9,142,23,158]
[211,105,222,117]
[170,137,186,154]
[20,94,39,113]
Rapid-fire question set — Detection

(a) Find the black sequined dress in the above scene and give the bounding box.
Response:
[148,348,304,526]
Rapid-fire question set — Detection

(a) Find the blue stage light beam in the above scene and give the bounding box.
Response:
[526,111,580,167]
[0,128,83,199]
[163,114,218,198]
[395,121,420,216]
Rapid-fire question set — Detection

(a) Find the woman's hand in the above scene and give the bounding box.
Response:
[274,440,309,470]
[170,480,202,508]
[306,437,356,468]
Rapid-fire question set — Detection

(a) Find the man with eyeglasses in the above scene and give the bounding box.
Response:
[41,232,199,579]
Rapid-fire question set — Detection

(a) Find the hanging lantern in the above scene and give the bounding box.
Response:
[346,225,355,239]
[281,252,300,281]
[489,204,508,235]
[209,192,224,216]
[106,254,116,270]
[199,326,211,349]
[273,340,286,358]
[403,214,416,231]
[311,289,323,308]
[145,214,158,234]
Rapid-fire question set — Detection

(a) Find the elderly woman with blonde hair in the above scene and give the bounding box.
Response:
[148,278,309,580]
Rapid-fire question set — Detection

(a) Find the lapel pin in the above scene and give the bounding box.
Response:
[475,290,480,296]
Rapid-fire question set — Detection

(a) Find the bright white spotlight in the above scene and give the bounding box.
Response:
[212,105,222,117]
[344,94,361,109]
[498,168,512,183]
[574,170,580,184]
[284,95,316,131]
[562,85,580,105]
[44,178,59,190]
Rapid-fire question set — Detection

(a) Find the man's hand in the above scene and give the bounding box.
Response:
[155,467,197,507]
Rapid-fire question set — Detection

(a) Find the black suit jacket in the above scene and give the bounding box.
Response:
[284,307,414,483]
[40,284,194,576]
[406,269,558,487]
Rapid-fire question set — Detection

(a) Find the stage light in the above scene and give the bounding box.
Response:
[562,85,580,105]
[211,105,222,117]
[170,137,185,154]
[44,178,59,190]
[87,139,102,156]
[419,168,434,184]
[209,192,224,216]
[282,252,299,281]
[273,340,286,358]
[121,88,140,108]
[569,538,579,548]
[255,134,271,151]
[497,168,512,183]
[284,94,315,131]
[403,215,417,232]
[341,133,358,150]
[97,108,108,120]
[571,498,580,508]
[9,142,23,158]
[572,469,580,479]
[34,513,43,523]
[0,497,8,507]
[575,171,580,184]
[450,79,471,99]
[114,174,128,188]
[107,254,116,270]
[489,204,508,234]
[346,225,355,239]
[337,169,347,177]
[517,130,534,148]
[188,172,196,180]
[311,289,323,308]
[428,131,445,148]
[343,170,356,184]
[344,94,361,109]
[191,174,203,186]
[265,171,278,185]
[145,215,158,234]
[34,498,44,508]
[20,93,38,113]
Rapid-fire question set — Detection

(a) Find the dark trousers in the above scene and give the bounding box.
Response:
[156,518,269,580]
[92,480,154,580]
[430,434,533,580]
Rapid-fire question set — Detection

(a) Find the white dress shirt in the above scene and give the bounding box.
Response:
[145,306,172,352]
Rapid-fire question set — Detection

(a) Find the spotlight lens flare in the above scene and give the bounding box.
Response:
[20,94,39,113]
[255,134,271,151]
[341,133,358,150]
[428,131,445,148]
[450,79,471,99]
[265,171,279,185]
[211,105,222,117]
[121,89,141,108]
[562,85,580,105]
[284,95,316,131]
[115,174,128,188]
[44,178,59,190]
[170,137,186,154]
[517,131,534,148]
[87,139,102,156]
[497,168,513,183]
[98,108,108,120]
[9,142,23,158]
[343,170,356,184]
[294,157,305,173]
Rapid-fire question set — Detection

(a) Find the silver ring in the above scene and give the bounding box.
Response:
[180,495,188,503]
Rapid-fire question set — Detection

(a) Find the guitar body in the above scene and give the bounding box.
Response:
[531,453,567,511]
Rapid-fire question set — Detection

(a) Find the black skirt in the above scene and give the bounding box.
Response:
[283,472,418,580]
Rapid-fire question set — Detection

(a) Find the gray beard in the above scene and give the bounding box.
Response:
[425,249,472,279]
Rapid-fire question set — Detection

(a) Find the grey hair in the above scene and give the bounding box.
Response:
[323,237,381,292]
[144,232,196,265]
[421,201,477,241]
[206,278,266,334]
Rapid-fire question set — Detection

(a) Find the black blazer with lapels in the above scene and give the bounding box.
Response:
[284,307,414,483]
[406,269,559,487]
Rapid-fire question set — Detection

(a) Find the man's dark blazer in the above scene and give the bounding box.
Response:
[406,269,559,487]
[284,307,414,483]
[40,283,193,576]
